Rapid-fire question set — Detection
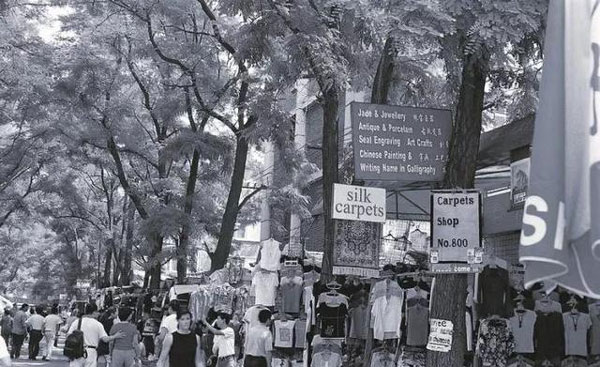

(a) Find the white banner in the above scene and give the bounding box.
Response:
[426,318,453,353]
[332,184,386,223]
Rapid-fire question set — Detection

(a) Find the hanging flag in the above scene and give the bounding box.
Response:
[519,0,600,297]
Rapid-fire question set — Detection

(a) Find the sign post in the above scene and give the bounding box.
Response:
[430,190,483,273]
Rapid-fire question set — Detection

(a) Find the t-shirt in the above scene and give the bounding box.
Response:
[160,314,178,334]
[509,310,537,354]
[317,303,347,339]
[274,320,296,348]
[243,305,268,329]
[563,312,591,356]
[68,317,108,348]
[311,350,342,367]
[0,336,8,359]
[534,312,564,360]
[259,238,282,271]
[252,271,279,306]
[280,276,303,314]
[590,305,600,355]
[26,314,45,331]
[44,314,63,334]
[212,327,235,357]
[110,322,138,350]
[244,324,272,357]
[406,303,429,346]
[294,319,306,348]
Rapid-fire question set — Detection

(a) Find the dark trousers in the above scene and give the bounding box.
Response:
[28,330,42,359]
[1,332,10,348]
[11,333,25,358]
[244,355,267,367]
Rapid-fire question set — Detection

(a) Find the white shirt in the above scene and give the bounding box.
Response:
[26,314,45,331]
[68,317,107,348]
[371,294,404,340]
[212,327,235,357]
[44,314,63,334]
[244,324,272,357]
[258,238,281,271]
[0,336,8,359]
[243,306,268,330]
[160,314,178,334]
[252,271,279,306]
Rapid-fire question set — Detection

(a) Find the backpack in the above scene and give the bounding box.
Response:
[64,317,86,360]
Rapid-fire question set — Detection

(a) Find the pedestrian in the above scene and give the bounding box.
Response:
[243,310,272,367]
[67,303,124,367]
[156,300,179,357]
[157,310,204,367]
[10,304,28,359]
[25,305,44,360]
[109,307,140,367]
[42,305,63,361]
[0,335,11,367]
[1,310,12,349]
[202,313,236,367]
[98,307,116,362]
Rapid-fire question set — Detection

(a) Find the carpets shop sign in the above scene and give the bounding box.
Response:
[332,183,386,223]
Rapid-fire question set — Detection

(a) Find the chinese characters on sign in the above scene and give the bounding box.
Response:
[351,102,452,182]
[430,191,483,273]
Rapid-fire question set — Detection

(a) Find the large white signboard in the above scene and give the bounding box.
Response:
[431,191,481,263]
[332,184,386,223]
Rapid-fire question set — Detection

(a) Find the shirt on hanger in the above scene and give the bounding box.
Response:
[509,310,537,354]
[476,318,515,367]
[273,319,296,348]
[281,276,303,314]
[563,312,591,357]
[370,350,396,367]
[370,280,404,340]
[252,271,279,306]
[591,304,600,355]
[534,299,562,314]
[534,312,565,360]
[317,303,347,338]
[311,350,342,367]
[406,302,429,347]
[259,238,282,271]
[478,266,511,318]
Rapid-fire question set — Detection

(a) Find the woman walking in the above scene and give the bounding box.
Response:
[157,310,204,367]
[0,310,12,350]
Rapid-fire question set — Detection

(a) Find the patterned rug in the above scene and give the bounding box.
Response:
[333,220,381,277]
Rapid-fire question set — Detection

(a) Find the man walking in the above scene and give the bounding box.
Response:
[10,304,28,359]
[42,306,62,361]
[243,310,272,367]
[25,306,44,360]
[67,303,124,367]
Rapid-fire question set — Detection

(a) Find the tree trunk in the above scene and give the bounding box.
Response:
[149,234,164,290]
[121,198,135,285]
[426,46,489,367]
[142,270,150,289]
[321,85,340,279]
[177,148,200,283]
[371,36,396,105]
[211,136,249,271]
[112,249,122,286]
[102,242,112,288]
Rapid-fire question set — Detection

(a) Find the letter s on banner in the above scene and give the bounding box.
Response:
[521,195,549,246]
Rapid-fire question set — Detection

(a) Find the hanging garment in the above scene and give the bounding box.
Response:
[466,309,473,352]
[408,228,428,252]
[347,305,369,340]
[507,355,535,367]
[476,318,515,367]
[259,238,282,271]
[398,347,426,367]
[273,320,296,348]
[311,335,343,355]
[589,304,600,356]
[509,310,537,354]
[311,350,342,367]
[369,350,396,367]
[560,356,588,367]
[317,302,347,338]
[534,312,565,362]
[252,271,279,306]
[478,266,511,317]
[562,312,591,357]
[272,357,290,367]
[294,319,306,348]
[280,276,303,314]
[370,279,404,341]
[406,299,429,347]
[405,287,429,300]
[535,300,563,314]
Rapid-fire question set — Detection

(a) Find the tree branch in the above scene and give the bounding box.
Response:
[238,185,267,211]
